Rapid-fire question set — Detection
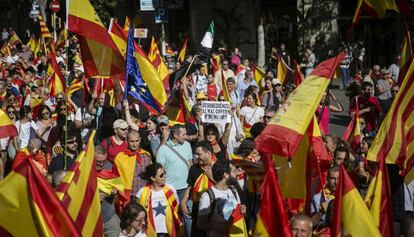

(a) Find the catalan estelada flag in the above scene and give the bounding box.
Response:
[366,59,414,168]
[364,157,393,237]
[55,131,104,237]
[331,165,381,236]
[255,53,344,158]
[109,20,167,108]
[178,36,188,62]
[398,24,413,85]
[0,109,17,139]
[148,36,170,82]
[255,153,292,237]
[68,0,125,80]
[0,159,80,236]
[352,0,411,25]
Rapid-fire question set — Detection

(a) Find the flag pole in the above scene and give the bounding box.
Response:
[183,54,197,78]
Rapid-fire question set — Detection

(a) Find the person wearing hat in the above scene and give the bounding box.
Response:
[376,68,393,116]
[261,78,285,109]
[100,119,129,162]
[196,91,208,103]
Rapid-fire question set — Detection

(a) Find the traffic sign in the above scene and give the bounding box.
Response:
[50,0,60,13]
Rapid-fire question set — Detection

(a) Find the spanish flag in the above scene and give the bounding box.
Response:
[352,0,411,25]
[178,36,188,62]
[366,57,414,168]
[331,165,381,236]
[0,109,17,139]
[277,53,290,85]
[47,52,65,97]
[108,20,167,107]
[26,35,37,52]
[221,69,232,103]
[342,97,361,152]
[250,64,266,86]
[0,159,80,236]
[68,0,125,80]
[398,24,413,85]
[364,157,393,237]
[55,131,104,237]
[255,153,292,237]
[293,59,304,87]
[148,36,170,82]
[255,53,344,157]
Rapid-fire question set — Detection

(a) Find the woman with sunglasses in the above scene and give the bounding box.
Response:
[137,163,181,237]
[36,105,55,146]
[5,105,17,122]
[119,202,147,237]
[200,122,231,160]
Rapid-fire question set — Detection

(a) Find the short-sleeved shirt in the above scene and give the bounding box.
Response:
[239,106,264,126]
[349,96,381,132]
[15,120,38,149]
[100,136,128,162]
[376,79,392,100]
[157,140,193,190]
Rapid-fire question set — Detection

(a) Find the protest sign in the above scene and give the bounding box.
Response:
[201,101,231,124]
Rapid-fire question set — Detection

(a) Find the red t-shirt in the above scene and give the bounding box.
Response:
[349,96,381,132]
[100,136,128,162]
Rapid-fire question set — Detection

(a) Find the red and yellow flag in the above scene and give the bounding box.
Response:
[0,109,17,139]
[54,28,68,49]
[399,25,413,85]
[8,31,22,46]
[255,53,344,157]
[0,159,80,236]
[255,153,292,237]
[342,97,361,151]
[68,0,125,80]
[250,64,266,85]
[331,165,381,236]
[123,17,130,33]
[0,42,11,57]
[366,59,414,168]
[38,15,52,39]
[293,59,304,87]
[26,35,37,52]
[352,0,411,25]
[221,69,232,103]
[148,36,170,81]
[55,131,104,237]
[364,157,393,237]
[178,36,188,62]
[277,53,290,85]
[109,20,167,107]
[47,52,65,97]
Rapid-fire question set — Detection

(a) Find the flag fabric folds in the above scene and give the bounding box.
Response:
[293,60,305,87]
[342,97,361,151]
[250,64,266,86]
[331,165,381,236]
[109,20,167,108]
[47,52,65,97]
[126,26,162,113]
[399,25,413,85]
[364,157,393,237]
[277,54,290,85]
[38,15,52,39]
[352,0,411,25]
[196,21,214,64]
[8,32,22,46]
[178,36,188,62]
[148,37,170,81]
[254,153,292,237]
[0,109,17,139]
[27,35,38,52]
[0,159,80,237]
[68,0,125,79]
[55,131,104,237]
[255,53,344,157]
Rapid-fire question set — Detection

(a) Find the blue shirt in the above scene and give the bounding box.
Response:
[237,79,258,99]
[156,140,193,190]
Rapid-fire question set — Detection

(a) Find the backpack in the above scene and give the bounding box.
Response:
[206,187,238,223]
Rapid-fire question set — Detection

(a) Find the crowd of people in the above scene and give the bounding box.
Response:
[1,24,414,237]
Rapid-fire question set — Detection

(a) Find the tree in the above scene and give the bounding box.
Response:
[90,0,123,26]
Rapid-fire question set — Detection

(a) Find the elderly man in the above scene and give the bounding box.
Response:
[290,214,313,237]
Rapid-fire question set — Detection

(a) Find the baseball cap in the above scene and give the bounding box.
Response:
[157,115,169,126]
[113,119,129,129]
[272,78,281,86]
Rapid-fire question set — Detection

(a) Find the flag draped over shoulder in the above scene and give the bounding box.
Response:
[331,165,381,236]
[0,159,80,237]
[255,53,344,157]
[255,153,292,237]
[55,131,103,237]
[399,25,413,85]
[178,36,188,62]
[352,0,411,25]
[109,20,167,108]
[148,36,170,81]
[366,59,414,168]
[126,26,162,113]
[364,157,393,237]
[68,0,125,79]
[0,109,17,139]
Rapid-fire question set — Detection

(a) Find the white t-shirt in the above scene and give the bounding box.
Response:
[118,231,146,237]
[199,186,240,216]
[239,106,264,126]
[15,120,39,149]
[74,107,94,139]
[136,184,178,234]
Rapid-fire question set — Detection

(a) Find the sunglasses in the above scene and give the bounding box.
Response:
[7,110,15,114]
[42,112,50,115]
[392,90,399,93]
[57,97,64,100]
[159,172,165,178]
[119,128,128,131]
[206,132,215,136]
[67,140,77,144]
[265,116,272,120]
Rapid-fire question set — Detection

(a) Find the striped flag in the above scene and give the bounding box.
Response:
[366,59,414,168]
[178,36,188,62]
[250,64,266,86]
[398,25,413,85]
[8,31,22,46]
[0,109,17,139]
[292,59,305,87]
[364,157,393,237]
[255,53,344,157]
[196,21,214,64]
[331,165,381,236]
[46,52,65,97]
[255,153,292,237]
[38,15,52,39]
[26,35,37,52]
[68,0,125,80]
[342,97,362,151]
[352,0,411,25]
[0,159,80,236]
[277,53,290,85]
[148,36,170,82]
[55,130,104,237]
[123,17,130,33]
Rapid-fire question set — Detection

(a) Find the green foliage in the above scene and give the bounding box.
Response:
[90,0,123,26]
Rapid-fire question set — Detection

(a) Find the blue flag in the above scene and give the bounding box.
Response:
[125,26,161,113]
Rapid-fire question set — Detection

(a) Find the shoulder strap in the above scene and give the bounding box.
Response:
[229,187,239,202]
[207,188,216,222]
[164,143,190,169]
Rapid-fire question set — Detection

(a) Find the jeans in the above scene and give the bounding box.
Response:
[340,67,349,88]
[177,188,193,237]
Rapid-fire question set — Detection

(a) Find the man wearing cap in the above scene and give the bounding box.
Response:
[261,78,284,109]
[100,119,129,162]
[376,68,393,116]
